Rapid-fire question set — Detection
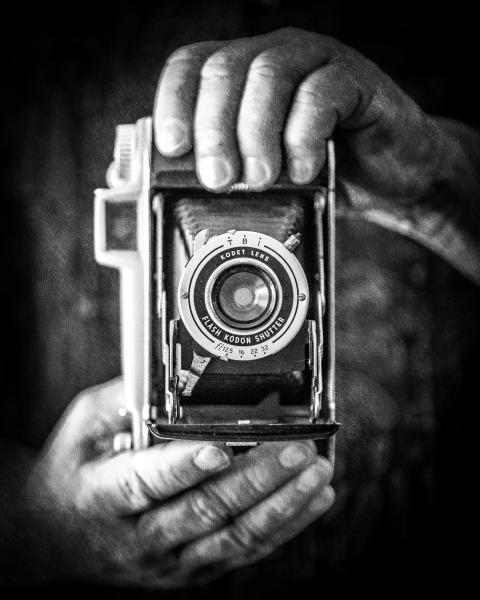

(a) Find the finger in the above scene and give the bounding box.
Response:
[251,484,336,560]
[156,485,335,588]
[80,441,232,516]
[237,40,331,190]
[154,41,222,156]
[137,440,319,552]
[194,41,251,191]
[285,64,363,184]
[178,459,334,572]
[193,33,290,191]
[232,485,336,570]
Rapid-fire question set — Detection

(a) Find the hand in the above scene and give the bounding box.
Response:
[154,27,441,210]
[18,379,334,587]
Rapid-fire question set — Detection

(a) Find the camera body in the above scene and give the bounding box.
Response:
[95,118,338,451]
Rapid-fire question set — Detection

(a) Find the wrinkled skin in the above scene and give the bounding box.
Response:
[5,27,473,588]
[154,27,443,212]
[22,380,334,587]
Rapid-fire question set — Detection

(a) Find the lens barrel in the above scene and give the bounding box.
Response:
[211,265,277,330]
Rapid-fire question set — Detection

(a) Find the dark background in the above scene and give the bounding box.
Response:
[1,0,479,597]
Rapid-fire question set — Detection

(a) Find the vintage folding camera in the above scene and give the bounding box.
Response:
[94,117,338,453]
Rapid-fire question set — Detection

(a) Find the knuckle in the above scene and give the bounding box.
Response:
[244,464,270,494]
[269,499,293,520]
[284,123,315,152]
[249,50,285,81]
[236,128,265,154]
[237,123,282,155]
[166,43,201,67]
[294,85,324,112]
[201,49,239,81]
[116,462,149,511]
[229,541,276,569]
[156,460,192,492]
[237,123,263,142]
[236,131,282,171]
[194,125,228,144]
[300,64,345,99]
[298,77,327,104]
[225,520,265,555]
[188,490,227,528]
[194,132,231,157]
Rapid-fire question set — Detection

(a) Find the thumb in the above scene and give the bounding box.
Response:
[81,440,233,516]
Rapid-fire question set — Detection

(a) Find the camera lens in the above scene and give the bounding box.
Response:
[212,265,277,329]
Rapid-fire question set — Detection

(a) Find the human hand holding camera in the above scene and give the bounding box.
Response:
[154,27,440,205]
[3,26,479,587]
[14,379,333,587]
[154,26,480,281]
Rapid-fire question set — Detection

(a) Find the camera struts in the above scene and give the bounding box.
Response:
[180,351,211,397]
[94,117,339,462]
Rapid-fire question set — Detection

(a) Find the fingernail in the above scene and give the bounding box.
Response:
[194,445,230,472]
[296,465,323,492]
[290,158,315,184]
[244,157,269,187]
[198,156,232,189]
[156,118,188,155]
[279,444,309,469]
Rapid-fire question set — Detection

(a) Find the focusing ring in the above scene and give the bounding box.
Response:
[178,230,309,361]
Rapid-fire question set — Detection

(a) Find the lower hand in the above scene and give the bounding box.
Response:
[22,379,334,587]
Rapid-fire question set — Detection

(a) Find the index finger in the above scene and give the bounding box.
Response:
[154,41,222,156]
[137,440,323,552]
[179,468,335,575]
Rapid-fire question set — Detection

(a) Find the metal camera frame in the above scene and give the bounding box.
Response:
[94,117,337,454]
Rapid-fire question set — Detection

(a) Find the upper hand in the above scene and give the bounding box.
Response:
[154,28,440,208]
[22,379,334,588]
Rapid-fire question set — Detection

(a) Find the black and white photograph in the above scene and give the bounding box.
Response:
[1,0,479,597]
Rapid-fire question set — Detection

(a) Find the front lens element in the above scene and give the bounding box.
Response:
[212,266,277,329]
